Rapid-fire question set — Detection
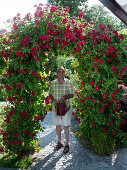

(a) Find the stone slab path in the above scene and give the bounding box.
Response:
[30,111,127,170]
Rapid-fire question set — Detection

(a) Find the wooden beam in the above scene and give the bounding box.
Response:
[99,0,127,26]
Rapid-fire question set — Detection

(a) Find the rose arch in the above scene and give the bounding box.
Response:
[0,4,126,156]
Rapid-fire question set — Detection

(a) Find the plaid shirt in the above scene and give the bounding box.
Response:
[49,78,74,111]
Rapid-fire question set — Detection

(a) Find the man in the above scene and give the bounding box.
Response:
[49,66,74,153]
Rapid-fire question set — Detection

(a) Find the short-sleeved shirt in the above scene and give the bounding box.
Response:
[49,78,74,111]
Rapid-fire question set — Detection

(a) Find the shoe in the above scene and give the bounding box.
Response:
[54,142,63,151]
[63,145,69,153]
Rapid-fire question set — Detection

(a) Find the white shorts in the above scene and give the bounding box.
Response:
[52,108,72,126]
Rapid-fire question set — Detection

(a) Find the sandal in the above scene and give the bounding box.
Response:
[63,145,69,153]
[54,142,63,151]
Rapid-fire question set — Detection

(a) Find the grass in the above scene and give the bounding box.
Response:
[0,103,33,169]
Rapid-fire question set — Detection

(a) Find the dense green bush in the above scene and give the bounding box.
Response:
[90,128,116,156]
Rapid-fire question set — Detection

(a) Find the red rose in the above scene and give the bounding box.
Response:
[48,22,52,27]
[91,121,96,127]
[14,133,18,138]
[50,6,57,13]
[80,99,84,103]
[99,60,104,65]
[24,130,29,135]
[111,66,115,72]
[85,95,90,99]
[99,107,104,112]
[0,148,4,152]
[90,80,94,85]
[8,98,11,101]
[17,119,21,123]
[34,116,38,120]
[34,20,40,25]
[78,12,83,18]
[54,24,58,29]
[38,116,43,120]
[35,31,38,35]
[103,93,107,98]
[109,120,113,126]
[102,128,107,132]
[93,58,97,62]
[17,98,22,101]
[91,98,96,103]
[62,18,68,24]
[15,52,19,56]
[93,64,97,68]
[32,70,37,75]
[112,131,117,134]
[95,86,99,91]
[81,82,84,85]
[29,99,33,103]
[17,83,21,88]
[49,107,52,111]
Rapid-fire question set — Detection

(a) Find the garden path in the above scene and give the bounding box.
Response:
[30,110,127,170]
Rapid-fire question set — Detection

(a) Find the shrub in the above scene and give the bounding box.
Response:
[90,128,116,156]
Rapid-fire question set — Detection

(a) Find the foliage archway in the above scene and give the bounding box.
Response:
[0,4,126,156]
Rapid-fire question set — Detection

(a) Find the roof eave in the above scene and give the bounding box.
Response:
[99,0,127,26]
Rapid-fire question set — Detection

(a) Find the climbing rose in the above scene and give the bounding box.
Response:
[93,58,97,62]
[62,18,68,24]
[50,6,57,13]
[91,121,96,126]
[14,133,19,138]
[29,99,33,103]
[48,22,52,27]
[81,82,84,85]
[93,64,97,68]
[99,107,104,112]
[95,86,99,91]
[109,120,113,126]
[0,148,4,152]
[90,80,94,85]
[32,70,37,75]
[49,107,52,111]
[85,95,90,99]
[99,60,104,65]
[80,99,84,103]
[91,98,96,103]
[102,128,107,132]
[34,116,38,120]
[103,93,107,98]
[111,66,115,72]
[78,12,83,18]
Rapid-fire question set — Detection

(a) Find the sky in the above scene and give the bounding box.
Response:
[0,0,102,30]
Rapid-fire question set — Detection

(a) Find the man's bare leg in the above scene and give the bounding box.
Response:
[64,126,69,145]
[56,125,62,144]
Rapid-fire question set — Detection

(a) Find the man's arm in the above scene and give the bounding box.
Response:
[49,94,58,106]
[60,94,74,101]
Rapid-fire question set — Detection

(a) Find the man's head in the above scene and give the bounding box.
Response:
[56,66,66,79]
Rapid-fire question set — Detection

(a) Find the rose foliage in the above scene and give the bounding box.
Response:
[72,23,127,144]
[0,4,126,155]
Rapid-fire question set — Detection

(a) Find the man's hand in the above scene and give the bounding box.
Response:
[60,94,74,101]
[60,96,66,101]
[53,100,58,106]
